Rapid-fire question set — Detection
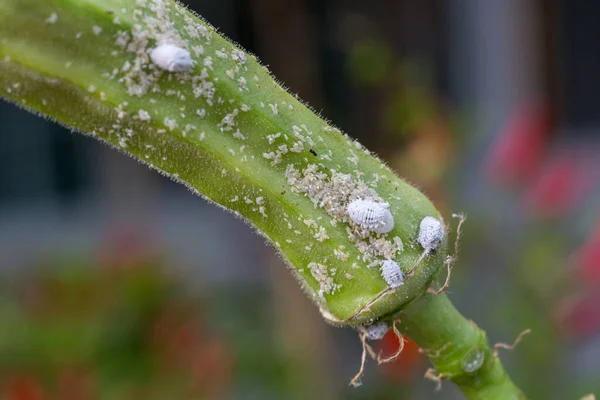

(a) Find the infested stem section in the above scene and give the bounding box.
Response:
[0,0,447,326]
[0,0,527,398]
[398,294,526,399]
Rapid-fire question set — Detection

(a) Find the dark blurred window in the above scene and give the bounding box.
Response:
[560,0,600,131]
[0,104,90,202]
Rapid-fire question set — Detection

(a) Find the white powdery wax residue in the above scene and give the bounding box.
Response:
[191,45,204,57]
[232,49,246,64]
[150,43,194,72]
[138,109,151,121]
[285,164,404,265]
[185,124,197,135]
[393,236,404,253]
[262,144,289,166]
[258,206,267,218]
[163,117,178,131]
[417,216,444,252]
[267,133,281,144]
[289,141,304,152]
[314,226,329,242]
[362,321,389,341]
[219,109,239,132]
[334,247,350,261]
[347,199,394,234]
[233,129,246,140]
[45,12,58,24]
[381,259,404,288]
[238,76,247,90]
[347,150,360,165]
[308,262,338,297]
[110,0,194,96]
[215,49,228,59]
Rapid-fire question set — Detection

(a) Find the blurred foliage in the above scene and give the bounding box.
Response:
[0,246,431,400]
[0,254,235,399]
[346,39,393,87]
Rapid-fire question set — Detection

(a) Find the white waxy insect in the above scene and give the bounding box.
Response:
[347,199,394,234]
[362,321,389,341]
[150,43,194,72]
[417,216,444,252]
[381,259,404,288]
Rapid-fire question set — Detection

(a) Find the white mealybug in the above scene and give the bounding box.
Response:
[150,43,194,72]
[380,259,404,288]
[347,199,394,234]
[362,321,389,341]
[417,216,444,252]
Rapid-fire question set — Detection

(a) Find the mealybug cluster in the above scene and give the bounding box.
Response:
[347,199,395,234]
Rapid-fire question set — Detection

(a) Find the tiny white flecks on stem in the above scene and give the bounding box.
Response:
[380,259,404,288]
[347,199,394,234]
[417,216,444,252]
[150,43,194,72]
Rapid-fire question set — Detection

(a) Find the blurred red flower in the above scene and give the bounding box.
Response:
[96,224,160,271]
[189,339,233,397]
[378,330,423,383]
[556,290,600,339]
[2,375,44,400]
[524,154,594,219]
[573,221,600,286]
[487,103,549,184]
[557,221,600,339]
[57,368,95,400]
[151,307,234,397]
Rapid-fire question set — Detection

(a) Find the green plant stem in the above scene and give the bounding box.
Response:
[399,294,526,399]
[0,0,528,397]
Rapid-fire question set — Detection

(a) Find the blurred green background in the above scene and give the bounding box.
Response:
[1,0,599,399]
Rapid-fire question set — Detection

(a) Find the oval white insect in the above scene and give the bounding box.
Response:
[381,259,404,288]
[417,216,444,252]
[347,199,394,234]
[150,43,194,72]
[362,321,389,341]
